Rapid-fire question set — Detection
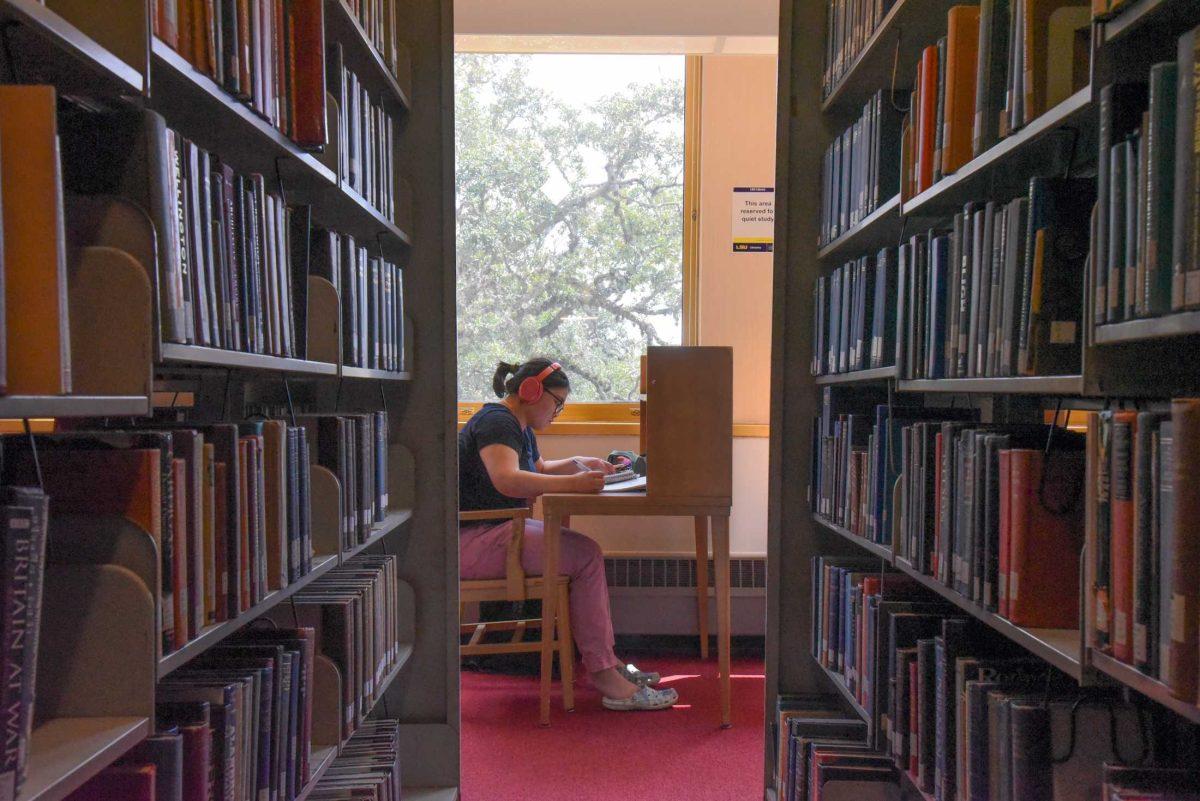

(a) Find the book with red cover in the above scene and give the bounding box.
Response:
[1006,447,1085,628]
[942,5,981,176]
[916,45,939,193]
[1169,399,1200,702]
[1110,411,1137,661]
[287,0,327,147]
[998,448,1013,618]
[118,732,183,801]
[172,457,191,649]
[63,764,156,800]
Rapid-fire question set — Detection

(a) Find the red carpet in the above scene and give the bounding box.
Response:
[460,655,765,801]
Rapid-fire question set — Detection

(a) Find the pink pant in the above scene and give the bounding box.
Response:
[460,519,621,673]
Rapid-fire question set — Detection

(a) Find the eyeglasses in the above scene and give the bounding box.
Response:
[544,388,566,417]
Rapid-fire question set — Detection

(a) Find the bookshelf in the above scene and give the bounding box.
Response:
[0,0,458,797]
[815,662,871,729]
[767,0,1200,795]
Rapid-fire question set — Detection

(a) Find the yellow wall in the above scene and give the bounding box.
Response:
[535,54,778,557]
[699,55,777,425]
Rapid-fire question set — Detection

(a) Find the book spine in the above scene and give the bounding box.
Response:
[1008,702,1053,801]
[1111,412,1137,663]
[0,506,31,800]
[1133,413,1158,670]
[1172,32,1196,310]
[1169,399,1200,701]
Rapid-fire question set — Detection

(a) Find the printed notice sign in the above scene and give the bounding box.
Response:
[732,186,774,252]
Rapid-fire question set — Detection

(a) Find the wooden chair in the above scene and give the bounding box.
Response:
[459,507,574,726]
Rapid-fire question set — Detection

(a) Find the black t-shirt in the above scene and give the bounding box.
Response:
[458,403,541,517]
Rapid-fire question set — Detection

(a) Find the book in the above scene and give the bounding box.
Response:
[1172,29,1199,310]
[943,6,981,176]
[1169,399,1200,702]
[0,84,72,395]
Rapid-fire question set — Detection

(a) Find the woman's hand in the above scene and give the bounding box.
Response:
[574,456,617,475]
[570,470,606,493]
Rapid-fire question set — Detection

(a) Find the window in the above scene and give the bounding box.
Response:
[455,53,686,403]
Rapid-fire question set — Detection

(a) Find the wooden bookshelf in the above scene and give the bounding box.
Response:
[158,342,340,376]
[0,395,150,419]
[896,374,1085,395]
[0,0,145,96]
[813,515,893,562]
[22,717,150,801]
[821,0,961,115]
[1102,0,1200,45]
[294,746,339,801]
[1094,311,1200,344]
[818,194,903,262]
[158,552,342,677]
[816,662,871,728]
[902,87,1095,217]
[1089,650,1200,726]
[0,0,458,794]
[814,365,898,386]
[325,0,412,110]
[404,789,460,801]
[889,558,1083,680]
[341,366,413,381]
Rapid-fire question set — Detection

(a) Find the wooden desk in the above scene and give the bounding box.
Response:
[540,491,734,727]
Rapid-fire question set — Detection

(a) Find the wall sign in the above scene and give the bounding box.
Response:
[732,186,774,253]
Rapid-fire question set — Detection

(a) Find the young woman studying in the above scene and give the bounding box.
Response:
[458,358,679,711]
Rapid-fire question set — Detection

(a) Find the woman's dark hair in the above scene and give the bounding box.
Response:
[492,358,570,399]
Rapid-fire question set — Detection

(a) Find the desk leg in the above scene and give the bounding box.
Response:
[540,508,562,728]
[693,516,710,660]
[712,515,732,728]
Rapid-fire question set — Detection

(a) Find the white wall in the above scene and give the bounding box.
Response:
[454,0,778,37]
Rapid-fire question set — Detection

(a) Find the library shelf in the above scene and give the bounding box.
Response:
[158,343,340,377]
[404,789,459,801]
[1102,0,1200,45]
[815,365,899,386]
[0,0,144,97]
[817,194,902,262]
[325,0,411,110]
[295,746,339,801]
[820,0,961,115]
[1089,650,1200,726]
[896,374,1085,395]
[1093,310,1200,344]
[158,552,342,677]
[890,558,1083,680]
[816,661,871,728]
[22,716,150,801]
[813,515,893,562]
[0,395,149,419]
[341,366,413,382]
[343,508,414,562]
[898,769,936,801]
[901,87,1094,218]
[148,38,412,254]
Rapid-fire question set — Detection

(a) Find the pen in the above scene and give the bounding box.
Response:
[572,458,589,473]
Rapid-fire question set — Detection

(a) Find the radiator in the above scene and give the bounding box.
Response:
[604,556,766,636]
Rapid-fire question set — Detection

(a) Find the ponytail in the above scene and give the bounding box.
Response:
[491,357,571,398]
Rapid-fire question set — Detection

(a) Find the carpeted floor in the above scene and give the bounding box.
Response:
[460,654,766,801]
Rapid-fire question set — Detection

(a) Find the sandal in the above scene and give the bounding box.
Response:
[602,685,679,711]
[622,663,661,686]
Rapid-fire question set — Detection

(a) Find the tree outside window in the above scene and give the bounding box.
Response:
[455,53,685,402]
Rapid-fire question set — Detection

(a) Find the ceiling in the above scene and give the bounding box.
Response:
[454,0,779,54]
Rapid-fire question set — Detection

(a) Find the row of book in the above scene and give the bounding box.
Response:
[159,126,310,355]
[819,90,901,246]
[2,422,316,655]
[900,178,1091,380]
[152,0,327,148]
[309,719,403,800]
[810,252,898,376]
[267,555,408,743]
[1093,32,1200,325]
[1087,401,1200,710]
[893,419,1084,628]
[336,59,397,224]
[343,0,408,85]
[821,0,897,99]
[63,582,405,801]
[899,2,1090,201]
[303,412,391,553]
[312,232,407,373]
[795,565,1200,801]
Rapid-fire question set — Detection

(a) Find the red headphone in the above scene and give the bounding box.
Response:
[518,362,561,403]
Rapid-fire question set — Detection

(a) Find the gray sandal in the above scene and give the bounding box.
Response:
[602,684,679,711]
[622,663,661,686]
